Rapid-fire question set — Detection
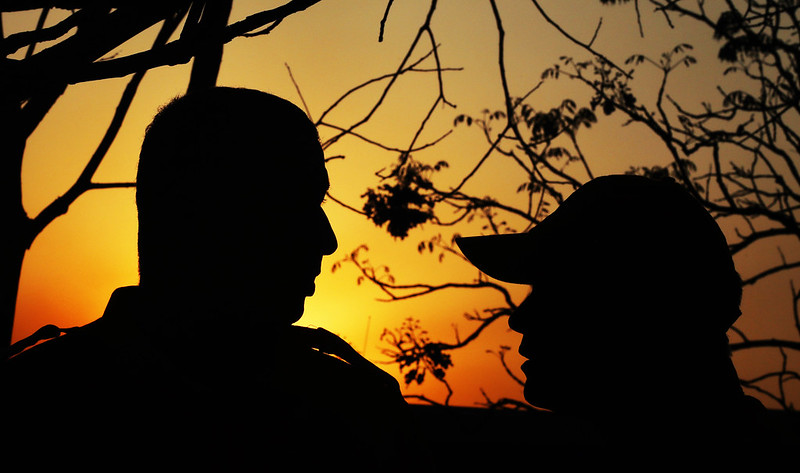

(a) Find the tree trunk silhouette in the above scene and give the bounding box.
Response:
[0,96,28,351]
[187,0,232,94]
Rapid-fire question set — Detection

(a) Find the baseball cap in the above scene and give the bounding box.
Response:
[455,174,740,329]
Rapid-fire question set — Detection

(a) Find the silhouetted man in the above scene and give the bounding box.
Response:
[3,87,408,467]
[456,174,773,444]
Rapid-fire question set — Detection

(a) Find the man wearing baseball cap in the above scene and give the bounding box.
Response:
[456,174,773,443]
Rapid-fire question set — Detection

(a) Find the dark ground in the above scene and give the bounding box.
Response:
[406,404,800,447]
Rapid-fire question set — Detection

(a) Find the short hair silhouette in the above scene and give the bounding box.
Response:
[457,174,770,443]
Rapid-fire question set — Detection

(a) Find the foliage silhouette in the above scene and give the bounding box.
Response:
[362,156,446,239]
[340,0,800,415]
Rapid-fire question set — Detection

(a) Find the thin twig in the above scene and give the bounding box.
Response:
[285,62,313,120]
[379,0,396,42]
[529,0,631,78]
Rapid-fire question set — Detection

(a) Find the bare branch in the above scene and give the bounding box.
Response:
[286,62,313,121]
[379,0,396,42]
[529,0,631,78]
[29,9,182,239]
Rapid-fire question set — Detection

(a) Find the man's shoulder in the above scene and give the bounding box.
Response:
[3,322,109,384]
[281,344,395,394]
[282,327,402,394]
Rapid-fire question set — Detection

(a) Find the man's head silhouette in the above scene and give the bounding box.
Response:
[3,87,417,465]
[136,87,337,330]
[457,174,748,439]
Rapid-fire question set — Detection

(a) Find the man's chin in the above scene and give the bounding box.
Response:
[272,297,307,325]
[225,293,306,328]
[523,382,559,412]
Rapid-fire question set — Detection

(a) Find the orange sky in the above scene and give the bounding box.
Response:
[8,1,799,408]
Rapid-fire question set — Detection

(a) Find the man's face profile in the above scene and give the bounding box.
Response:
[250,136,338,325]
[510,283,576,412]
[508,271,611,414]
[138,88,338,329]
[200,120,338,327]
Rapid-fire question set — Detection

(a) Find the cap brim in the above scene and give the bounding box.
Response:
[455,233,534,284]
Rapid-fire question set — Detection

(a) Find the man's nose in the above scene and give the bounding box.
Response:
[508,292,534,334]
[320,210,338,255]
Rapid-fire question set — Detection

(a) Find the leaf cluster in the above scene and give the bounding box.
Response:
[380,318,453,386]
[362,155,448,239]
[715,10,778,63]
[523,99,598,140]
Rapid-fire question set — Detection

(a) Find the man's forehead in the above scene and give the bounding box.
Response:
[254,153,329,197]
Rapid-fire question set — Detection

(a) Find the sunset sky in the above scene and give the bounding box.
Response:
[7,1,799,408]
